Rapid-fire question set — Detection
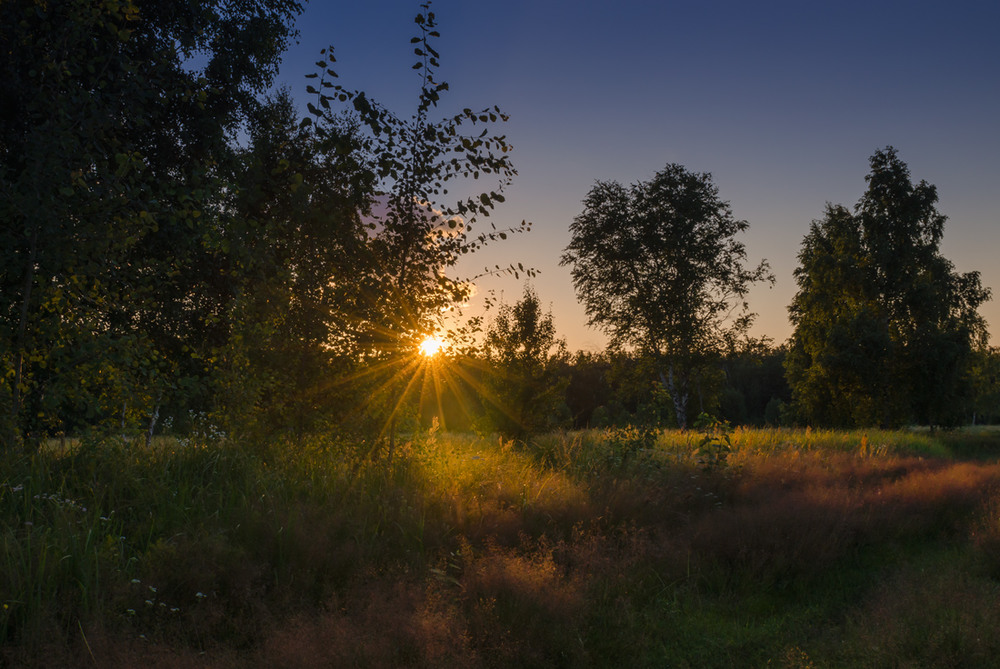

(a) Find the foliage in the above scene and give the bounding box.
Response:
[692,413,733,471]
[261,4,532,444]
[561,163,774,428]
[563,351,613,428]
[480,286,570,437]
[968,346,1000,425]
[786,147,991,428]
[0,0,303,449]
[601,424,660,470]
[718,342,791,426]
[302,4,530,363]
[211,89,371,437]
[0,1,531,447]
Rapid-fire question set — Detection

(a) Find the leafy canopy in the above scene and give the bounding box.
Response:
[481,285,569,437]
[561,163,773,428]
[786,147,990,427]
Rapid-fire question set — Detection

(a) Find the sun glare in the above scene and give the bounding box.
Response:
[419,335,445,357]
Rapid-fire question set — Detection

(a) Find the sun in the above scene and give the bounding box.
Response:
[419,335,445,358]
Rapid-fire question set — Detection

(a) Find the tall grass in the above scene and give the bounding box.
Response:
[2,426,1000,666]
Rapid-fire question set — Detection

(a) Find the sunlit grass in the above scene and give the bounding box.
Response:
[4,426,1000,666]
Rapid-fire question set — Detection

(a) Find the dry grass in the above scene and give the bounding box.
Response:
[4,427,1000,667]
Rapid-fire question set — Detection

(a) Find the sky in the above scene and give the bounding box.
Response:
[272,0,1000,352]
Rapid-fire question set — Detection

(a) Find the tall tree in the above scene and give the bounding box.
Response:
[302,4,531,437]
[214,90,372,437]
[786,147,990,427]
[0,0,303,448]
[561,164,773,428]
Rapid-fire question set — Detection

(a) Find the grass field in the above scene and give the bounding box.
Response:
[3,426,1000,667]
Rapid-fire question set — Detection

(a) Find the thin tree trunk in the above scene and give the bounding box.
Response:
[661,364,689,430]
[146,401,161,448]
[10,223,40,451]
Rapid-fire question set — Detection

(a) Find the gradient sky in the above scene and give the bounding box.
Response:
[273,0,1000,352]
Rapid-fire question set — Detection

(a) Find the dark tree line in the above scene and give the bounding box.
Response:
[413,282,791,436]
[1,2,992,448]
[0,1,525,450]
[1,0,304,448]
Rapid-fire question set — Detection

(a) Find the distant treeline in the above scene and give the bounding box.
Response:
[416,344,792,433]
[419,342,1000,435]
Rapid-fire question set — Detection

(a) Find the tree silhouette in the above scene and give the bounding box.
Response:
[481,286,569,437]
[786,147,990,427]
[562,164,773,428]
[0,0,303,448]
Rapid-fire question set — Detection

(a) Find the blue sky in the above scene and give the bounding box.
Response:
[274,0,1000,351]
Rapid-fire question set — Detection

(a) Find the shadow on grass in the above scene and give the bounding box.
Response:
[6,428,1000,667]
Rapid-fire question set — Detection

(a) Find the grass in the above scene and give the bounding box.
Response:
[3,426,1000,666]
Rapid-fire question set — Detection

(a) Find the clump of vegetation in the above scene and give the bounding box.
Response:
[692,413,734,471]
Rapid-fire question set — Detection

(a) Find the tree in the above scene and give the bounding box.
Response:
[718,342,791,426]
[969,347,1000,425]
[786,147,990,427]
[213,89,372,438]
[301,4,531,439]
[0,0,304,448]
[564,351,613,428]
[481,286,569,438]
[561,164,773,428]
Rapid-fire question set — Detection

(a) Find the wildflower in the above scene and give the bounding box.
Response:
[126,609,136,616]
[131,579,141,584]
[145,600,153,607]
[195,592,206,599]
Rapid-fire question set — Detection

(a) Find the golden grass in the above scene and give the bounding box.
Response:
[5,426,1000,667]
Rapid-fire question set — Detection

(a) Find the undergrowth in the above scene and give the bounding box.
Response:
[2,426,1000,667]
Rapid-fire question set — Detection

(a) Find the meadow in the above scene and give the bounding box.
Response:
[3,425,1000,667]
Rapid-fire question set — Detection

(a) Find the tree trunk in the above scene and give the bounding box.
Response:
[10,223,40,451]
[661,365,689,430]
[146,401,161,448]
